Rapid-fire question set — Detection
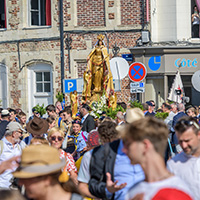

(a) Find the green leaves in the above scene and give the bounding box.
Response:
[56,91,64,102]
[106,105,125,119]
[155,112,169,120]
[33,104,46,117]
[129,100,143,110]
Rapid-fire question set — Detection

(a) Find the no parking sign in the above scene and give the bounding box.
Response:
[128,62,147,82]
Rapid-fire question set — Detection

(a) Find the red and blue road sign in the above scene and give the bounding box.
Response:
[128,62,147,82]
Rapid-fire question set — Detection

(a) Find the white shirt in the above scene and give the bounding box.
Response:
[118,121,125,126]
[78,150,93,183]
[164,111,175,130]
[193,15,200,25]
[167,152,200,200]
[126,176,193,200]
[0,137,22,188]
[81,113,89,123]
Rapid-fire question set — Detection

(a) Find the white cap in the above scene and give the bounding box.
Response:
[1,109,10,116]
[6,122,26,134]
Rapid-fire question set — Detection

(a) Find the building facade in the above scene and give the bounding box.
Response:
[0,0,149,116]
[130,0,200,108]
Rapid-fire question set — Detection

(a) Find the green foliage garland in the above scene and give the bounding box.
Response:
[155,112,169,120]
[33,104,46,117]
[56,91,64,102]
[129,100,143,110]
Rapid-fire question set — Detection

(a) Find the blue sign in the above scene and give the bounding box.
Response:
[139,82,144,87]
[175,58,197,68]
[122,54,133,61]
[64,79,77,93]
[148,56,161,71]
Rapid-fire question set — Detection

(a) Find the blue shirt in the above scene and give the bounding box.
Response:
[69,131,88,152]
[23,134,33,145]
[106,140,145,200]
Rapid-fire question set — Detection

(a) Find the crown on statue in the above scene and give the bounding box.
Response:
[97,34,105,41]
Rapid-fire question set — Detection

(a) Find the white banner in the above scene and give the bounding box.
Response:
[168,71,184,103]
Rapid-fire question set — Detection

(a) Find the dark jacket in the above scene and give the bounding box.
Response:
[171,111,187,144]
[81,114,95,133]
[89,139,120,199]
[172,111,187,129]
[0,120,10,140]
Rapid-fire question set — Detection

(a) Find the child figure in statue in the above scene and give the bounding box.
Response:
[109,89,117,110]
[82,70,92,99]
[70,90,78,119]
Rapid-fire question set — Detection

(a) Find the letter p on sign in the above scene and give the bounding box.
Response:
[64,79,77,93]
[68,82,74,90]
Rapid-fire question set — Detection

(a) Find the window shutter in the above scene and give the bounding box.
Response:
[45,0,51,26]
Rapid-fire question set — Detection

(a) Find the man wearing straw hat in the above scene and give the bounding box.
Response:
[13,145,82,200]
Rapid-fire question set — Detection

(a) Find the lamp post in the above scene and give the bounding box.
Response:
[65,34,72,74]
[112,42,120,57]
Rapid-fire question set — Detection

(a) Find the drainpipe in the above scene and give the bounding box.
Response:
[142,0,145,30]
[59,0,64,94]
[146,0,149,23]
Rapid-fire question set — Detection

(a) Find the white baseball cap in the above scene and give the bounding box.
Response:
[6,122,26,134]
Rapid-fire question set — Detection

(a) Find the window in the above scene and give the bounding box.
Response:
[191,0,200,38]
[36,72,51,93]
[28,63,53,117]
[30,0,51,26]
[0,0,6,28]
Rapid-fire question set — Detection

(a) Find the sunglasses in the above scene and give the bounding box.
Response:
[51,136,63,141]
[177,120,199,129]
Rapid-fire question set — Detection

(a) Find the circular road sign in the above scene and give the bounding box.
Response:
[128,62,147,82]
[192,70,200,92]
[110,57,129,80]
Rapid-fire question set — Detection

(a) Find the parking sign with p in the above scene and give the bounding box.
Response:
[64,79,77,93]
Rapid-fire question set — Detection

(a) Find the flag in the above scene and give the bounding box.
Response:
[168,71,184,103]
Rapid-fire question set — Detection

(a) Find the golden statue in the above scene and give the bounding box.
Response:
[109,89,117,110]
[82,70,92,99]
[82,34,114,103]
[70,90,78,119]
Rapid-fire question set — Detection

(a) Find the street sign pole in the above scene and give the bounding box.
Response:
[115,61,121,91]
[128,62,147,97]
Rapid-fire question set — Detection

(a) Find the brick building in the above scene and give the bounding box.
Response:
[0,0,149,116]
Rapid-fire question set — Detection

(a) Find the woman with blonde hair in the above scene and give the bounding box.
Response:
[48,127,78,184]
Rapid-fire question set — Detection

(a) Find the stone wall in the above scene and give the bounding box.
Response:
[0,0,149,113]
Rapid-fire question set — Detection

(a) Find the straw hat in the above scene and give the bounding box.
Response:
[125,108,144,124]
[13,145,65,178]
[117,108,144,135]
[26,117,49,135]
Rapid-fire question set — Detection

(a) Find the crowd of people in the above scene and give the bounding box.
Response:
[0,100,199,200]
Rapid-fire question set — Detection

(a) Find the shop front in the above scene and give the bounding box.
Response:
[130,46,200,108]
